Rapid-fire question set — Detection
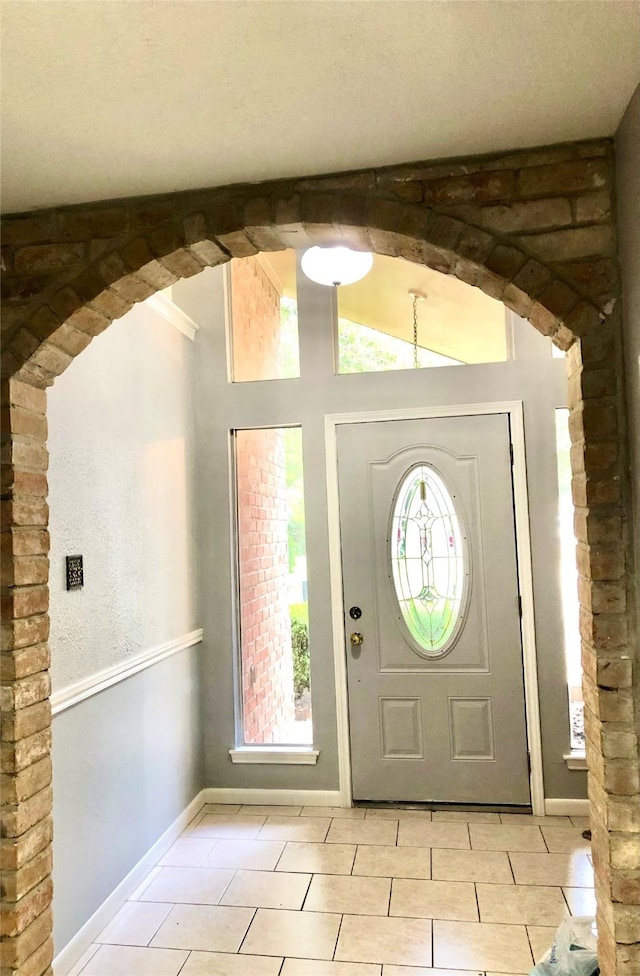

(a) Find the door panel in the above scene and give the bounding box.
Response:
[337,413,530,805]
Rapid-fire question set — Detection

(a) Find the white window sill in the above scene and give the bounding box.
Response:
[229,747,320,765]
[564,751,587,770]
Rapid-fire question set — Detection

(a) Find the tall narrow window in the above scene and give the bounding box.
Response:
[234,426,311,745]
[555,409,583,751]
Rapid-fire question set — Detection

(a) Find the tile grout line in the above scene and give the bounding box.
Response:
[298,871,314,911]
[174,947,192,976]
[331,912,345,962]
[234,906,258,956]
[144,901,174,948]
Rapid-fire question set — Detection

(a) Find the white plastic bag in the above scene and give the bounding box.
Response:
[530,916,598,976]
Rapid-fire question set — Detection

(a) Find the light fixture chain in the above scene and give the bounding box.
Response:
[413,294,419,369]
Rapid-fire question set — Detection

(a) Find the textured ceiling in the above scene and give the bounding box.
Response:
[1,0,639,214]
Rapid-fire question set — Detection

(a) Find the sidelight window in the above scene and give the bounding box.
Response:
[555,409,584,751]
[233,426,312,745]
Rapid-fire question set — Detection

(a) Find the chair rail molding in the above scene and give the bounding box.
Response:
[51,628,204,715]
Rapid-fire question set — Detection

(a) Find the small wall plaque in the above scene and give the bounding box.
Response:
[66,555,84,590]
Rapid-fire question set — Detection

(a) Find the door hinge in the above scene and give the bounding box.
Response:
[509,441,514,466]
[527,751,532,775]
[518,594,522,617]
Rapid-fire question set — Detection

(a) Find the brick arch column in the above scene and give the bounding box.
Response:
[1,138,637,975]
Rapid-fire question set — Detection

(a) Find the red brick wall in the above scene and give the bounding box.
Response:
[231,258,294,743]
[231,256,283,382]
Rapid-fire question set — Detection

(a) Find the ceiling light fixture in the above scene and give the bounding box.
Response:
[301,246,373,287]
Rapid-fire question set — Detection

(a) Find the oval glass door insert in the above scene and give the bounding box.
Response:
[390,464,469,656]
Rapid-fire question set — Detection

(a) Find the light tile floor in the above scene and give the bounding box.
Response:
[71,806,594,976]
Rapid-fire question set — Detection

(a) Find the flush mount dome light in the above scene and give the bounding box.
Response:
[301,246,373,286]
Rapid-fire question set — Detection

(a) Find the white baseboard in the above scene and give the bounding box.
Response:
[202,787,343,807]
[53,790,207,976]
[545,798,590,817]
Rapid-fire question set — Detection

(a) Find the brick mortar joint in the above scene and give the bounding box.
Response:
[3,218,611,360]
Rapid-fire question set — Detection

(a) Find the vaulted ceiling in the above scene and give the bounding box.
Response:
[1,0,639,214]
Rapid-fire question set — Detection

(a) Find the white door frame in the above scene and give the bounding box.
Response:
[325,401,545,816]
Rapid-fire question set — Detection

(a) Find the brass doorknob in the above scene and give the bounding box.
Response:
[350,632,364,646]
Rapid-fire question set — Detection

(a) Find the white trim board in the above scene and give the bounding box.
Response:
[51,629,204,716]
[52,790,207,976]
[146,291,199,340]
[229,747,320,765]
[202,788,343,806]
[325,402,546,816]
[545,798,590,817]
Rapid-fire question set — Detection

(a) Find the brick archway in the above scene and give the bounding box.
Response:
[2,139,637,976]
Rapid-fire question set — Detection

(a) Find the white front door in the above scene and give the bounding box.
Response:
[337,413,530,805]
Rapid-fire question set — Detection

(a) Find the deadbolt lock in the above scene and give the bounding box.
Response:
[350,632,364,646]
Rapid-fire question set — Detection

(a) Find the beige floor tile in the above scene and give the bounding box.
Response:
[469,824,546,853]
[139,866,234,904]
[276,841,356,875]
[189,815,266,840]
[477,882,567,926]
[352,845,431,880]
[432,810,500,823]
[282,960,381,976]
[257,816,331,843]
[509,852,594,887]
[130,867,162,901]
[563,886,597,915]
[326,819,398,846]
[390,878,477,922]
[304,874,391,915]
[499,814,570,826]
[301,806,366,819]
[541,826,592,853]
[240,907,341,959]
[80,944,189,975]
[68,944,100,975]
[527,925,557,963]
[151,904,255,952]
[203,839,285,871]
[180,951,282,975]
[199,805,242,816]
[239,805,302,817]
[220,869,311,909]
[433,919,533,973]
[97,901,172,946]
[397,821,470,850]
[158,838,217,867]
[335,915,432,967]
[384,969,482,976]
[432,848,513,884]
[364,808,431,821]
[570,816,591,829]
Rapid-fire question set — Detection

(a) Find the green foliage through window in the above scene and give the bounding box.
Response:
[291,619,310,697]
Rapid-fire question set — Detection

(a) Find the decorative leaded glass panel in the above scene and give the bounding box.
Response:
[390,464,468,656]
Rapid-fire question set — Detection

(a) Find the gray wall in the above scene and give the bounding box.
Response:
[47,304,200,690]
[48,300,204,954]
[52,646,202,952]
[176,263,586,801]
[616,85,640,657]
